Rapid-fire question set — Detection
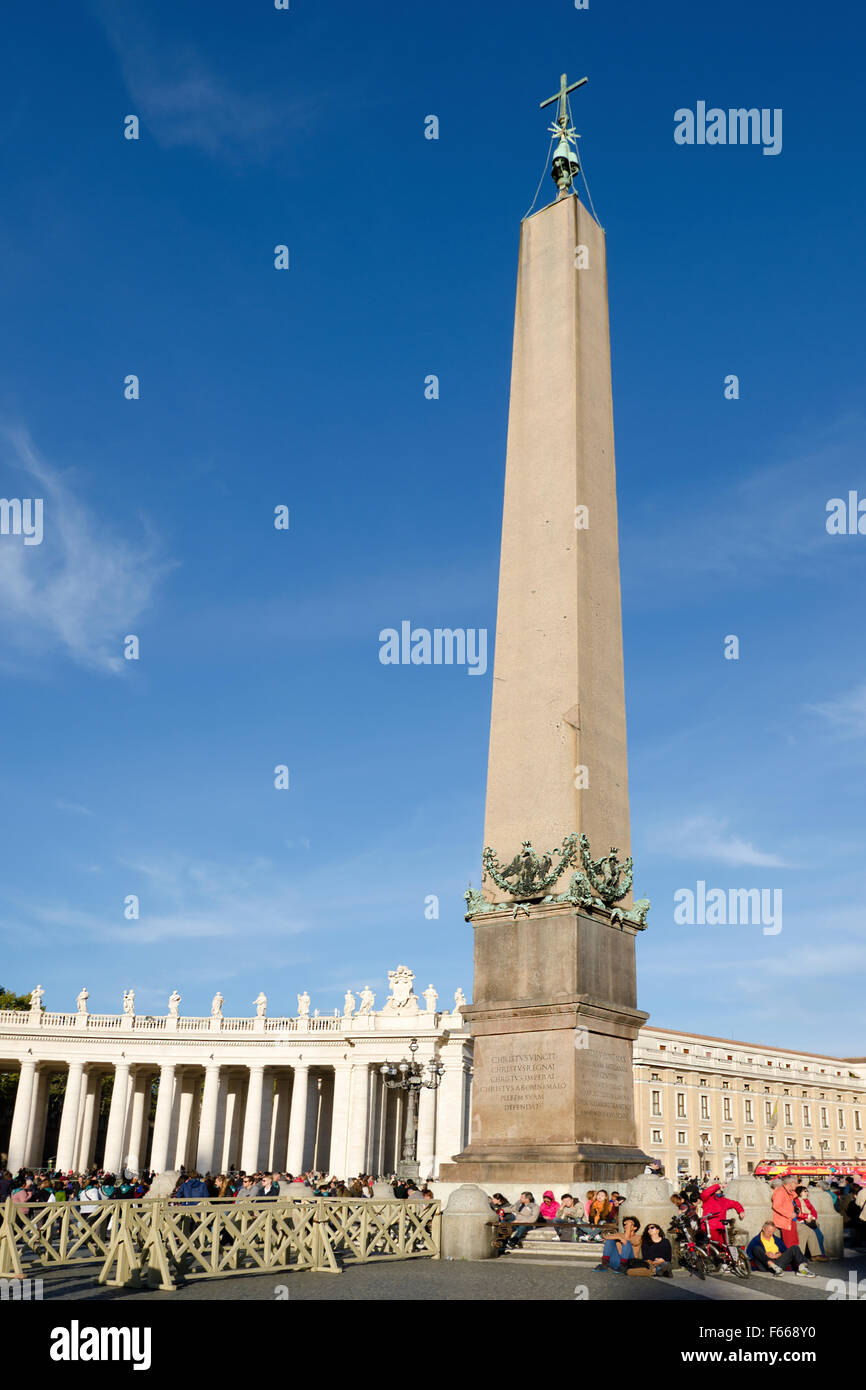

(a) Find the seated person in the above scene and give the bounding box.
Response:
[594,1215,641,1272]
[539,1190,560,1223]
[640,1222,673,1276]
[746,1222,815,1277]
[588,1189,613,1226]
[503,1192,540,1249]
[554,1192,589,1242]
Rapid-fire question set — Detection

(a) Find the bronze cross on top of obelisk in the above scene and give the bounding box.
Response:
[540,71,588,128]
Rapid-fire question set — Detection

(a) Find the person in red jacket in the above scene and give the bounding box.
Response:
[700,1182,745,1242]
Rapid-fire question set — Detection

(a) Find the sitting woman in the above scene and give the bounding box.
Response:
[539,1190,560,1223]
[588,1189,613,1226]
[594,1215,641,1272]
[639,1222,673,1276]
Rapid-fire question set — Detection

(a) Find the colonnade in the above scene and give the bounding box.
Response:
[2,1054,471,1179]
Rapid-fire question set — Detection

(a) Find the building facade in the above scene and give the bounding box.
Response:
[635,1026,866,1180]
[2,972,863,1182]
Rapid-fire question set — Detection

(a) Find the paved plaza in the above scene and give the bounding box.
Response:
[26,1249,865,1303]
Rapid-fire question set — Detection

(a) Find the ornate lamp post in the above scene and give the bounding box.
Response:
[380,1039,444,1180]
[734,1134,742,1177]
[698,1133,710,1178]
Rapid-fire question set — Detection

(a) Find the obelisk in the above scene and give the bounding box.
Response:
[441,75,650,1187]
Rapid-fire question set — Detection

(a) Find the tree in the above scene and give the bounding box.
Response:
[0,985,31,1011]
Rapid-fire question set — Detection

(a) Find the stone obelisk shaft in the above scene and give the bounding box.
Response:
[484,194,629,896]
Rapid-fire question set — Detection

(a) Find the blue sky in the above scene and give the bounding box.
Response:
[0,0,864,1053]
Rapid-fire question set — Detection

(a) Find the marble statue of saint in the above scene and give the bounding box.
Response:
[29,985,44,1012]
[343,990,356,1018]
[423,984,438,1013]
[168,989,181,1018]
[358,986,375,1015]
[123,989,136,1016]
[76,987,89,1014]
[254,991,267,1018]
[211,992,224,1018]
[297,990,310,1019]
[454,987,466,1010]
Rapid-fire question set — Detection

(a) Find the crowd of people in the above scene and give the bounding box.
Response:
[485,1170,866,1275]
[0,1165,436,1208]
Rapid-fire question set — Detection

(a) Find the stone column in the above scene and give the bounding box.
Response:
[24,1067,51,1168]
[149,1063,177,1174]
[222,1073,245,1171]
[240,1064,266,1172]
[76,1070,102,1172]
[328,1064,352,1177]
[7,1058,37,1171]
[102,1062,131,1175]
[174,1072,198,1170]
[345,1064,370,1177]
[55,1061,85,1173]
[416,1081,437,1180]
[196,1065,223,1173]
[125,1071,151,1174]
[435,1062,467,1171]
[285,1065,309,1175]
[269,1074,291,1170]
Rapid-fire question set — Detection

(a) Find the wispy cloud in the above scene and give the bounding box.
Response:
[96,8,320,161]
[647,814,790,868]
[0,428,171,674]
[809,682,866,738]
[55,799,93,816]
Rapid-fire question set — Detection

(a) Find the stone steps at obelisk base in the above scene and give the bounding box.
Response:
[502,1227,606,1261]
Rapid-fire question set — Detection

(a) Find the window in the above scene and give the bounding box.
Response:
[840,1140,847,1152]
[803,1105,811,1126]
[723,1098,732,1121]
[821,1107,829,1128]
[676,1075,684,1084]
[784,1104,792,1126]
[651,1073,659,1081]
[724,1133,732,1146]
[651,1090,661,1117]
[700,1078,707,1087]
[804,1138,813,1150]
[722,1081,730,1089]
[677,1093,687,1118]
[856,1111,862,1133]
[652,1130,662,1144]
[838,1109,846,1129]
[745,1100,754,1122]
[746,1135,755,1147]
[677,1131,687,1146]
[765,1102,773,1122]
[700,1096,710,1120]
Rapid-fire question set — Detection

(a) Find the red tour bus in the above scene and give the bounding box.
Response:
[754,1158,866,1181]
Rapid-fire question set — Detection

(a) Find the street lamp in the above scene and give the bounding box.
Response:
[734,1135,742,1177]
[380,1039,444,1180]
[698,1133,710,1176]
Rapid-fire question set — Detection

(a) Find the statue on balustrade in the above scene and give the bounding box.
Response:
[29,984,44,1013]
[343,990,356,1018]
[123,989,136,1017]
[358,986,375,1015]
[297,990,310,1019]
[211,991,224,1018]
[254,991,268,1018]
[423,984,438,1013]
[168,989,181,1018]
[76,986,89,1014]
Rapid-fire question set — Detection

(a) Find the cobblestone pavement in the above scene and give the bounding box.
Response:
[28,1251,866,1303]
